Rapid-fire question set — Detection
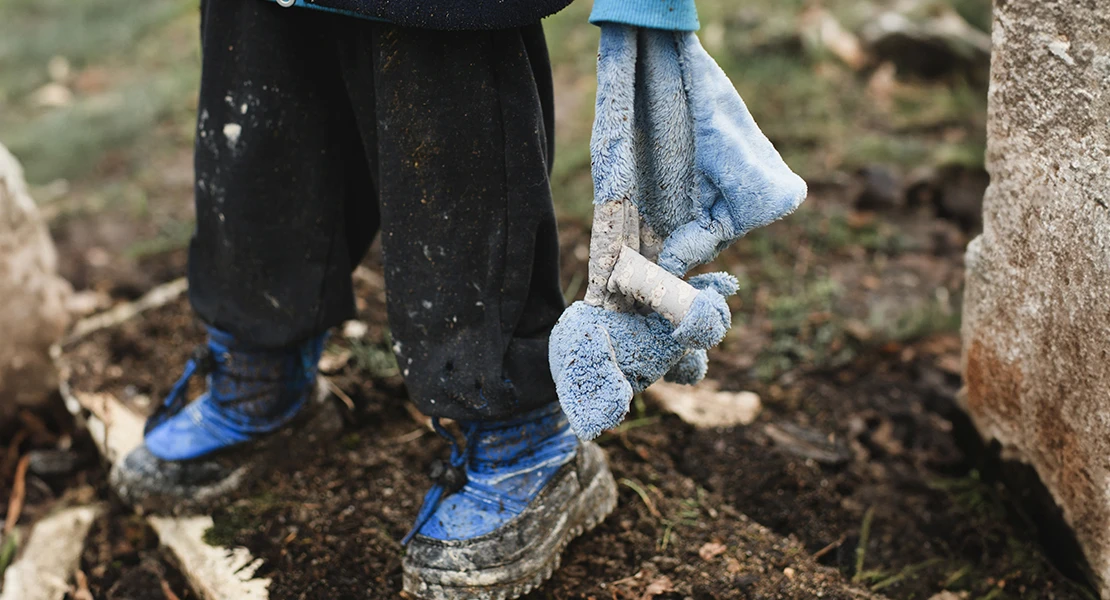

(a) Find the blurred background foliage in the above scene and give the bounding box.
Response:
[0,0,989,380]
[0,0,989,210]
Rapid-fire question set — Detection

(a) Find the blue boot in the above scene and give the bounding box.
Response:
[109,326,338,512]
[402,403,618,600]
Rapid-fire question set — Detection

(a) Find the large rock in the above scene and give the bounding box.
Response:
[0,142,72,415]
[961,1,1110,595]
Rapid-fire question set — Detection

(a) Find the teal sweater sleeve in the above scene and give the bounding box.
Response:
[589,0,699,31]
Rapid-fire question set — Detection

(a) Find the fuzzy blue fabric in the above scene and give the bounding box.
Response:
[663,350,707,385]
[551,24,804,440]
[592,25,807,276]
[590,0,699,32]
[549,274,736,439]
[550,303,684,440]
[659,32,808,274]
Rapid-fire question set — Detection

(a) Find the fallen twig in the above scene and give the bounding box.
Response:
[389,428,427,445]
[618,478,661,519]
[161,578,182,600]
[812,533,847,560]
[404,403,434,432]
[63,278,188,346]
[852,506,876,584]
[4,456,30,535]
[322,377,356,413]
[1,431,28,484]
[73,569,94,600]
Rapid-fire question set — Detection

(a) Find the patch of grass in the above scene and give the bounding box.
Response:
[124,217,195,258]
[203,491,284,547]
[0,530,19,580]
[348,334,400,379]
[0,0,200,185]
[754,277,856,380]
[871,294,961,343]
[0,0,193,98]
[5,71,198,183]
[542,0,988,219]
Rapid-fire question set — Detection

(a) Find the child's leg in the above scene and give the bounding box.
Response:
[112,0,378,511]
[336,22,565,422]
[188,0,380,349]
[332,23,616,599]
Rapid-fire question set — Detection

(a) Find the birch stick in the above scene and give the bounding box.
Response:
[608,245,699,326]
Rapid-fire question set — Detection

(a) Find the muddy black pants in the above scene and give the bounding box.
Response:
[187,0,564,421]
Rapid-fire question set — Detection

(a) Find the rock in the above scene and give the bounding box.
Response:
[0,142,72,416]
[854,165,903,212]
[860,4,991,78]
[960,1,1110,597]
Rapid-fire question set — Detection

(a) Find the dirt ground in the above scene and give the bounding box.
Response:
[36,186,1095,600]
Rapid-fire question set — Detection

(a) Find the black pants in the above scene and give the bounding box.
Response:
[188,0,565,421]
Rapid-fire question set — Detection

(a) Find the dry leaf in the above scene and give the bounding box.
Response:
[647,381,761,429]
[640,576,675,600]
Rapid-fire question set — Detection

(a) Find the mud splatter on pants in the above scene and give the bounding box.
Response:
[188,0,564,421]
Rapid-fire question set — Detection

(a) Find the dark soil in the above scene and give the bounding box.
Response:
[59,285,1091,600]
[33,188,1094,600]
[76,509,198,600]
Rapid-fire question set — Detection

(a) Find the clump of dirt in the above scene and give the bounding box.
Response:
[65,290,207,414]
[75,506,197,600]
[0,403,103,533]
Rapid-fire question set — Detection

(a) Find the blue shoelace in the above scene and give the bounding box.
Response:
[403,418,478,545]
[145,340,225,435]
[401,406,576,545]
[146,330,322,437]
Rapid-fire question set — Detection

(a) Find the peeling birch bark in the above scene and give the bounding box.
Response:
[608,245,700,326]
[149,517,271,600]
[0,505,103,600]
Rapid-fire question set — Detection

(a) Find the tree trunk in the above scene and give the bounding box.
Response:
[0,142,72,416]
[961,0,1110,595]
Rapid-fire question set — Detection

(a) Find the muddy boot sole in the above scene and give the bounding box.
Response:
[109,382,343,515]
[402,442,618,600]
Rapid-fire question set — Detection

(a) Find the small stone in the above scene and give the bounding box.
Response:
[698,541,728,561]
[318,349,351,374]
[783,567,796,579]
[26,449,83,477]
[341,320,368,339]
[31,82,73,108]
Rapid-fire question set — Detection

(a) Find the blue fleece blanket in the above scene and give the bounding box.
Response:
[550,25,806,440]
